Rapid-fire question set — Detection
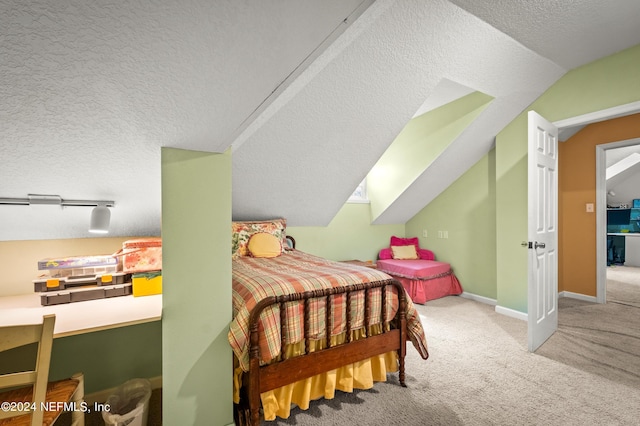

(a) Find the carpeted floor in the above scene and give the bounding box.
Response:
[261,273,640,425]
[535,273,640,390]
[59,268,640,425]
[605,265,640,308]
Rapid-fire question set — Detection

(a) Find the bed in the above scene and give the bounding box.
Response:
[376,236,463,304]
[228,221,429,425]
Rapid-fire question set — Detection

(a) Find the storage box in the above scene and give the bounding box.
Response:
[38,255,119,277]
[633,199,640,208]
[132,272,162,297]
[121,238,162,273]
[33,272,131,292]
[42,265,120,279]
[39,283,132,306]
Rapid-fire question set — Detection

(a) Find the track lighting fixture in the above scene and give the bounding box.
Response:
[0,194,115,234]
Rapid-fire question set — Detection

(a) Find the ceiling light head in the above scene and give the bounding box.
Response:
[89,206,111,234]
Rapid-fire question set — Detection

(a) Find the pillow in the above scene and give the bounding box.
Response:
[378,248,393,260]
[247,232,282,258]
[390,236,419,248]
[391,245,419,260]
[417,248,435,260]
[232,219,287,258]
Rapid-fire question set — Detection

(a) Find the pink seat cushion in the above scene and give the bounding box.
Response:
[377,259,463,304]
[376,259,450,278]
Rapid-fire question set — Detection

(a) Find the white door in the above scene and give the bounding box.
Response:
[527,111,558,352]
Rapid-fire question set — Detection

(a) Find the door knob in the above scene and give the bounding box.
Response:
[535,242,546,249]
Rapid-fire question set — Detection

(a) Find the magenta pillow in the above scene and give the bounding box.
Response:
[390,236,419,248]
[379,248,393,260]
[382,236,434,260]
[417,248,435,260]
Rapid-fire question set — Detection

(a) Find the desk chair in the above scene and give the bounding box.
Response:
[0,314,84,426]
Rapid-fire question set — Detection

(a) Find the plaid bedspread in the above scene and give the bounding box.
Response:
[229,250,429,372]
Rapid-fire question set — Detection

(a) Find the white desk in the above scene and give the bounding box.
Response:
[0,294,162,338]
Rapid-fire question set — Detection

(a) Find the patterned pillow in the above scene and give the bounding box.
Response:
[232,219,287,258]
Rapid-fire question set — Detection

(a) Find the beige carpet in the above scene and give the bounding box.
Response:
[59,271,640,425]
[535,277,640,389]
[606,265,640,308]
[263,293,640,425]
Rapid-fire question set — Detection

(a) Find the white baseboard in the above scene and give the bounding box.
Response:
[85,375,162,404]
[461,291,527,321]
[460,291,497,306]
[559,291,597,303]
[462,291,595,323]
[495,305,528,321]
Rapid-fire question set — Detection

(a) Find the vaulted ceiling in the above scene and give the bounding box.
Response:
[2,0,640,240]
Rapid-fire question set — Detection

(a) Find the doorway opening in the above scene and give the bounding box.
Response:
[596,136,640,303]
[529,102,640,352]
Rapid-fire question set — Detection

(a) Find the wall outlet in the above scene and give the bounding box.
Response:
[444,230,448,239]
[422,229,428,238]
[438,231,443,238]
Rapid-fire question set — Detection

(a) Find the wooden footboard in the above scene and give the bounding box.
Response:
[240,279,408,426]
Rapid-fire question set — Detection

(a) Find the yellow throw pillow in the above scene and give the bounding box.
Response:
[247,232,282,258]
[391,245,418,260]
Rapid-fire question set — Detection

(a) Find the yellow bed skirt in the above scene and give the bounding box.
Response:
[233,327,399,421]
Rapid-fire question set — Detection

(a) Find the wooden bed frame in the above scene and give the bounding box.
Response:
[234,278,408,425]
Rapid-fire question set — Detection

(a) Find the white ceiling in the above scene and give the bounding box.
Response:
[448,0,640,70]
[2,0,640,240]
[606,143,640,205]
[606,145,640,168]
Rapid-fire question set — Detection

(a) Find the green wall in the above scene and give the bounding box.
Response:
[368,92,493,221]
[161,148,233,426]
[401,43,640,314]
[288,202,404,262]
[495,43,640,312]
[0,321,161,395]
[407,149,497,299]
[495,113,529,312]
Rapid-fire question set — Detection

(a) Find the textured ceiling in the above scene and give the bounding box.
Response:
[2,0,640,240]
[448,0,640,70]
[0,0,368,239]
[233,0,567,225]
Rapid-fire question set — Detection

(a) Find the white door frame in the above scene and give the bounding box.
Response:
[553,101,640,304]
[595,136,640,302]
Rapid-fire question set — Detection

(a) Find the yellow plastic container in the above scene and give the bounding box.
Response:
[132,272,162,297]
